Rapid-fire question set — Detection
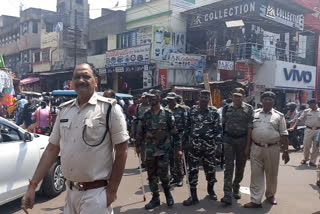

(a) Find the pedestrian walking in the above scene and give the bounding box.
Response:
[166,92,188,187]
[244,91,290,208]
[21,63,129,214]
[290,99,320,167]
[136,89,182,210]
[221,88,254,205]
[183,90,223,206]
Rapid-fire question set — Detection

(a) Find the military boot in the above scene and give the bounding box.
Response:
[183,188,199,206]
[145,193,160,210]
[207,183,217,200]
[163,187,174,207]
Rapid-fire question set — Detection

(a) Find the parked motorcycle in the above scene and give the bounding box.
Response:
[288,125,305,151]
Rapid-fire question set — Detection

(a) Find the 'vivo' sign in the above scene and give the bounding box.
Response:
[283,65,312,83]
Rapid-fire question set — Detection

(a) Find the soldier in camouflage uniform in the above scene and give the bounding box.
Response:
[133,92,151,167]
[137,90,182,210]
[166,92,188,187]
[183,90,223,206]
[221,88,254,205]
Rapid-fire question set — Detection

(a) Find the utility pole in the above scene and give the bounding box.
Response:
[74,9,77,67]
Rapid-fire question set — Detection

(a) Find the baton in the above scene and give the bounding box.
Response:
[138,155,146,201]
[182,152,191,198]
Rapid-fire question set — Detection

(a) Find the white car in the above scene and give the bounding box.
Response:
[0,117,65,206]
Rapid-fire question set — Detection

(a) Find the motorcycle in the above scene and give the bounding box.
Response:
[288,125,305,151]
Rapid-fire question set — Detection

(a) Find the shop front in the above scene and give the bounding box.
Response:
[105,44,154,93]
[254,60,316,112]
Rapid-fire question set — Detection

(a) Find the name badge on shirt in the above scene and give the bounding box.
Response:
[60,119,69,123]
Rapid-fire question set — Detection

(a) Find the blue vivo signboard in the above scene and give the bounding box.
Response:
[275,61,316,90]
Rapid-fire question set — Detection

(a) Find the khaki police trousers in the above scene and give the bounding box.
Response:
[64,185,113,214]
[303,129,319,164]
[250,143,280,204]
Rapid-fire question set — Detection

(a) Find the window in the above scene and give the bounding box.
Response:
[94,39,108,55]
[23,51,29,63]
[34,52,40,62]
[116,31,138,49]
[46,23,54,33]
[0,124,21,142]
[76,12,84,29]
[32,22,38,33]
[132,0,146,7]
[76,0,83,4]
[42,50,50,61]
[22,22,29,35]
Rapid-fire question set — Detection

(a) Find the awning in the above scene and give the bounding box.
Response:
[20,77,40,85]
[173,86,203,92]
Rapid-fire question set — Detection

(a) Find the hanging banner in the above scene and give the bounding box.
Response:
[158,69,168,89]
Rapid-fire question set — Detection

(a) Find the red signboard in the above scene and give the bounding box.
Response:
[236,63,254,83]
[158,69,168,89]
[295,0,320,32]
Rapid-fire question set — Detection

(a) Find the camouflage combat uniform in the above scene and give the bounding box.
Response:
[134,103,150,162]
[222,102,254,198]
[138,106,181,194]
[185,105,222,188]
[168,104,188,182]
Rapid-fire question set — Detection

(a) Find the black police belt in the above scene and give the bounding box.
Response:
[224,132,247,138]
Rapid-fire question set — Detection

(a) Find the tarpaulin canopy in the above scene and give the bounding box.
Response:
[20,77,40,85]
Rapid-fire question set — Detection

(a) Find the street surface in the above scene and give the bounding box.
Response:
[1,146,319,214]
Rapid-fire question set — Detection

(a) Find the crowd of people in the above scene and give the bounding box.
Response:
[17,63,319,213]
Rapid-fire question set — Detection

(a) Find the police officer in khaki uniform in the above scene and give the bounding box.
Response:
[21,63,129,214]
[290,99,320,167]
[244,91,289,208]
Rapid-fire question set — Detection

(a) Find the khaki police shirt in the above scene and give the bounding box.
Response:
[252,108,288,145]
[49,93,129,182]
[298,108,320,128]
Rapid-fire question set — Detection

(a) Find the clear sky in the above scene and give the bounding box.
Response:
[1,0,127,19]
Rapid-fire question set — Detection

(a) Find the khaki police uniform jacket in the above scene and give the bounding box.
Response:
[298,108,320,129]
[252,108,288,145]
[49,93,129,182]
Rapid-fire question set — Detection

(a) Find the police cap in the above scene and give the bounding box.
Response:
[141,92,151,98]
[149,89,161,97]
[261,91,276,99]
[232,88,245,97]
[308,99,317,104]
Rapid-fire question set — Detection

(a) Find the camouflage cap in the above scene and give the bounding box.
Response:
[148,89,161,97]
[261,91,276,99]
[141,92,151,98]
[166,92,177,100]
[232,88,245,97]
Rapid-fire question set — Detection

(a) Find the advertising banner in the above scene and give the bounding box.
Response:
[106,45,150,68]
[217,60,234,71]
[170,53,206,69]
[158,69,168,89]
[153,26,186,60]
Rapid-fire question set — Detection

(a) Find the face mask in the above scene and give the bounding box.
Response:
[150,99,158,106]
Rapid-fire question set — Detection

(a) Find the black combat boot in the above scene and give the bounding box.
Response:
[145,193,160,210]
[207,183,217,200]
[163,187,174,207]
[183,188,199,206]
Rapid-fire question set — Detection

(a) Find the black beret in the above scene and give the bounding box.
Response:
[261,91,276,99]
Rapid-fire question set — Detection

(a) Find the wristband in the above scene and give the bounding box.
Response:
[29,179,38,189]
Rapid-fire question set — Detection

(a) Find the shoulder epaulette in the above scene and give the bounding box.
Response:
[274,109,284,116]
[59,99,75,108]
[254,108,263,113]
[97,96,117,105]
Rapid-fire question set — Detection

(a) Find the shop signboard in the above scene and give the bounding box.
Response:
[158,69,168,89]
[274,61,316,90]
[217,60,234,71]
[259,3,304,31]
[106,45,150,68]
[170,53,206,69]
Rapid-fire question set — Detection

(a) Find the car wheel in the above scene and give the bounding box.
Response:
[42,159,65,197]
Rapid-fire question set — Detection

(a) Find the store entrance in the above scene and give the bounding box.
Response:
[118,71,143,93]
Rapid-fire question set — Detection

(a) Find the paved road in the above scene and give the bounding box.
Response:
[1,146,319,214]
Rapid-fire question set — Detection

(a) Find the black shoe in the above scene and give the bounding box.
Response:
[183,188,199,206]
[233,191,241,200]
[176,180,183,187]
[163,188,174,207]
[207,183,217,201]
[221,196,232,205]
[145,193,160,210]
